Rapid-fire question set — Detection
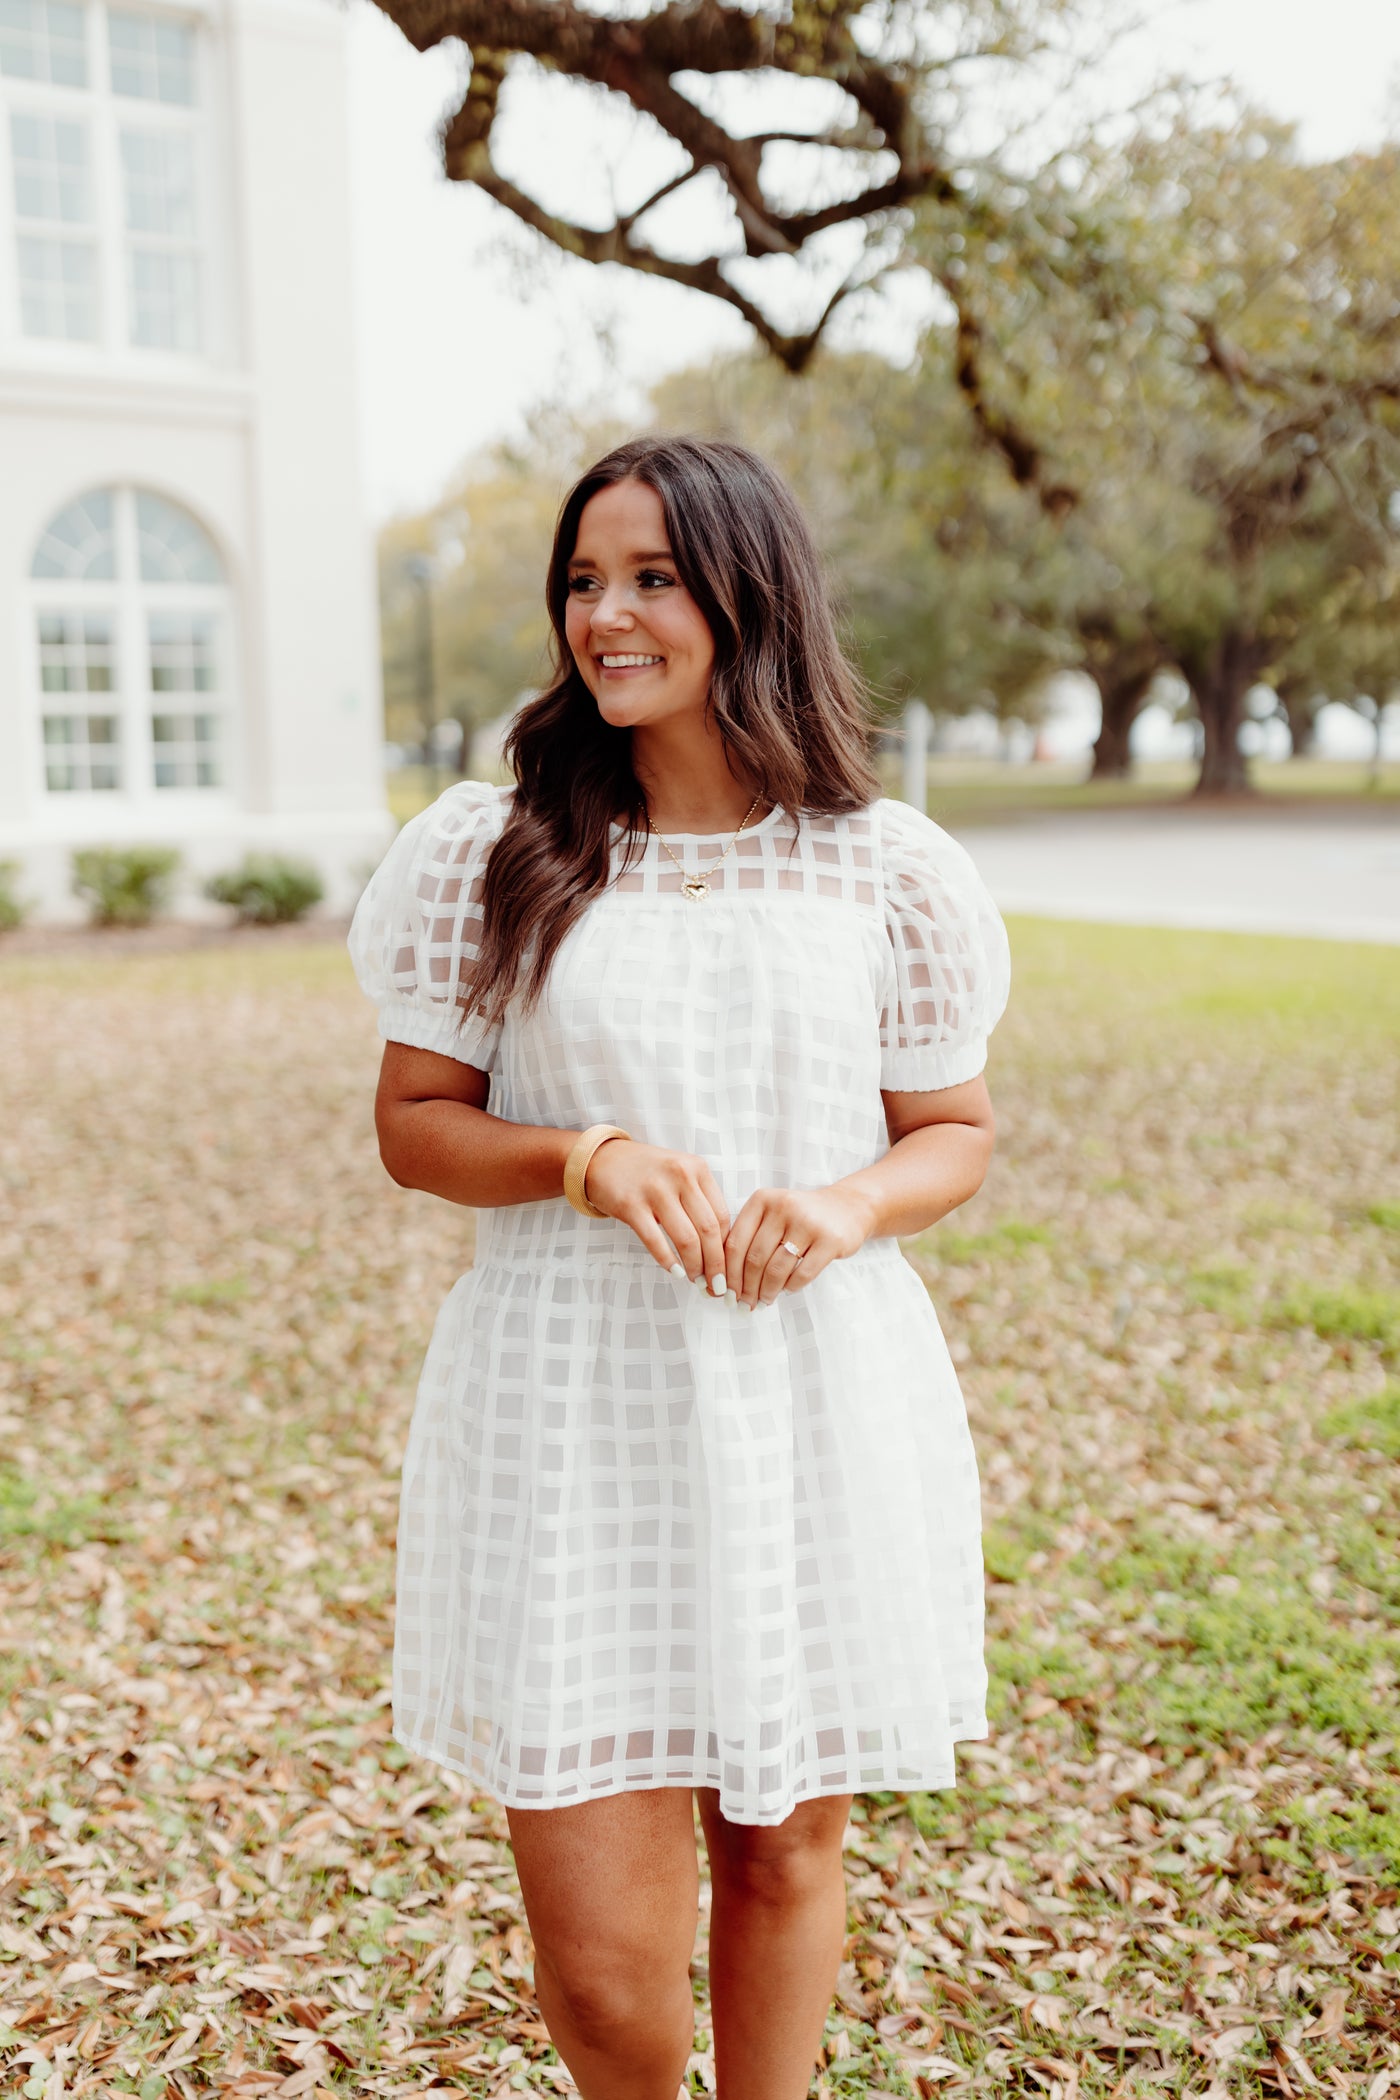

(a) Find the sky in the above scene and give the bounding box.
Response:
[347,0,1400,522]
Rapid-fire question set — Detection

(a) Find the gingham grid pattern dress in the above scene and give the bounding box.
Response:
[349,785,1011,1825]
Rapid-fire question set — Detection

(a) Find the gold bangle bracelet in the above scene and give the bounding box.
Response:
[562,1124,631,1219]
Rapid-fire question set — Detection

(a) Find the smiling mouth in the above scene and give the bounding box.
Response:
[598,653,663,669]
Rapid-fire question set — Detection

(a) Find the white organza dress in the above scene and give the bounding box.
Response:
[349,786,1010,1825]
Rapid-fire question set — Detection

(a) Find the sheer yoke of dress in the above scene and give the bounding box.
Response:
[350,788,1010,1824]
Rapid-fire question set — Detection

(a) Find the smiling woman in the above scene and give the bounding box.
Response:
[563,482,716,742]
[347,434,1010,2100]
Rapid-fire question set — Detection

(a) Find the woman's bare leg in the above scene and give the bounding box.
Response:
[507,1789,699,2100]
[697,1790,852,2100]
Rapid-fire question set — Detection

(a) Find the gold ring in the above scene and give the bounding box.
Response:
[781,1240,804,1260]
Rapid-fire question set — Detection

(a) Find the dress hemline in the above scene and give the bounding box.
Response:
[391,1722,991,1826]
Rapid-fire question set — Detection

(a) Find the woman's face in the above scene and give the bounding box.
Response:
[564,479,716,732]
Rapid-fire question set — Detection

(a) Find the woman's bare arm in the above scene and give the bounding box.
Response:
[842,1076,996,1238]
[722,1076,995,1307]
[373,1043,732,1285]
[375,1043,576,1207]
[377,1046,993,1306]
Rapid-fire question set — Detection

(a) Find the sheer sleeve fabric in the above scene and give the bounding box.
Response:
[877,798,1011,1092]
[347,782,510,1071]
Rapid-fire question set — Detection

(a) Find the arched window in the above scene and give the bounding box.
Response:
[29,484,233,796]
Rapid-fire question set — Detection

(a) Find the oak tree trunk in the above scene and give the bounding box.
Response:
[1186,631,1266,795]
[1277,679,1318,759]
[1088,658,1158,780]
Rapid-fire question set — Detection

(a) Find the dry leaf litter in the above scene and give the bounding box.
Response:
[1,921,1397,2100]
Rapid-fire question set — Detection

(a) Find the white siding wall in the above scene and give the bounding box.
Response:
[0,0,388,920]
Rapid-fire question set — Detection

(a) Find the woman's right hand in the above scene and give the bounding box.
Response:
[583,1140,732,1295]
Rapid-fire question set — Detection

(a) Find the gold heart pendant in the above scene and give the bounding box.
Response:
[682,878,710,900]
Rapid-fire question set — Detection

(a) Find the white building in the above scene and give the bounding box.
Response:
[0,0,388,920]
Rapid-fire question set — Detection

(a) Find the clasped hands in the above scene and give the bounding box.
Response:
[582,1138,876,1310]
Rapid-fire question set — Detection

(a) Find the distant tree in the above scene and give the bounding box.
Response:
[380,113,1400,801]
[1272,566,1400,774]
[650,349,1067,727]
[915,114,1400,790]
[1271,671,1322,759]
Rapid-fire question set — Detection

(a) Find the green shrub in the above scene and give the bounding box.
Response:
[71,845,181,927]
[204,853,325,925]
[0,860,28,931]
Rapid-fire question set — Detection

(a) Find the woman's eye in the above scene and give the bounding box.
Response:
[638,570,676,590]
[566,575,599,595]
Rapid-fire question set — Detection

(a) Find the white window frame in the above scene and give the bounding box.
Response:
[26,482,239,810]
[0,0,223,366]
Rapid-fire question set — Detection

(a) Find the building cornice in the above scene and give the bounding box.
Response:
[0,366,256,428]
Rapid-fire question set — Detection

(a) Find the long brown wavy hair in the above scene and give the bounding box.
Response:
[469,434,881,1023]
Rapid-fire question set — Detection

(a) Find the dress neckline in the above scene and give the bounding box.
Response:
[612,803,789,846]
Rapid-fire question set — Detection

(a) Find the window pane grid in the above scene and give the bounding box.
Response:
[151,709,219,788]
[6,13,206,351]
[119,119,202,349]
[148,609,215,691]
[38,609,114,691]
[10,109,91,221]
[31,491,116,580]
[31,489,230,800]
[108,9,194,104]
[136,493,220,582]
[17,229,96,335]
[10,107,98,338]
[127,242,199,349]
[43,710,121,790]
[0,0,86,87]
[120,127,196,235]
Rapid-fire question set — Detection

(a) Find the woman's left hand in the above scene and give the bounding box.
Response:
[723,1183,877,1310]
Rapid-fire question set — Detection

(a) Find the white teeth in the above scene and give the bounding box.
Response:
[600,654,662,667]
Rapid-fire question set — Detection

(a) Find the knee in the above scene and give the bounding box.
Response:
[708,1817,843,1911]
[536,1938,687,2052]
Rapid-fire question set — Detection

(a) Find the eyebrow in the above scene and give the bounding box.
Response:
[567,548,675,567]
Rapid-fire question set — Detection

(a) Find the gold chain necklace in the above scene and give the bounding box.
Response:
[647,792,764,900]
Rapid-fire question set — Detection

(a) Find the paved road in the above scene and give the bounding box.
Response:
[952,806,1400,944]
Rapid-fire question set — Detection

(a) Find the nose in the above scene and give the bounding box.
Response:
[589,584,634,633]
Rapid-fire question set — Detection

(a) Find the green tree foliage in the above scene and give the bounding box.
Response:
[374,0,1400,793]
[379,119,1400,792]
[650,350,1065,729]
[919,111,1400,789]
[1273,568,1400,775]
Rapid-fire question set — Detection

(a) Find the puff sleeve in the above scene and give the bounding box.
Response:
[877,797,1011,1091]
[347,781,511,1070]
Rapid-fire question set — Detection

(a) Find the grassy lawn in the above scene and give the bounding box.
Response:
[0,922,1396,2098]
[387,757,1400,829]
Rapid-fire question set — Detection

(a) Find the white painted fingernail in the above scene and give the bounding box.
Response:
[669,1263,686,1280]
[709,1275,725,1297]
[726,1288,738,1305]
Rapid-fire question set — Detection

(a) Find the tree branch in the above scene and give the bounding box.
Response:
[940,275,1079,516]
[376,0,963,358]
